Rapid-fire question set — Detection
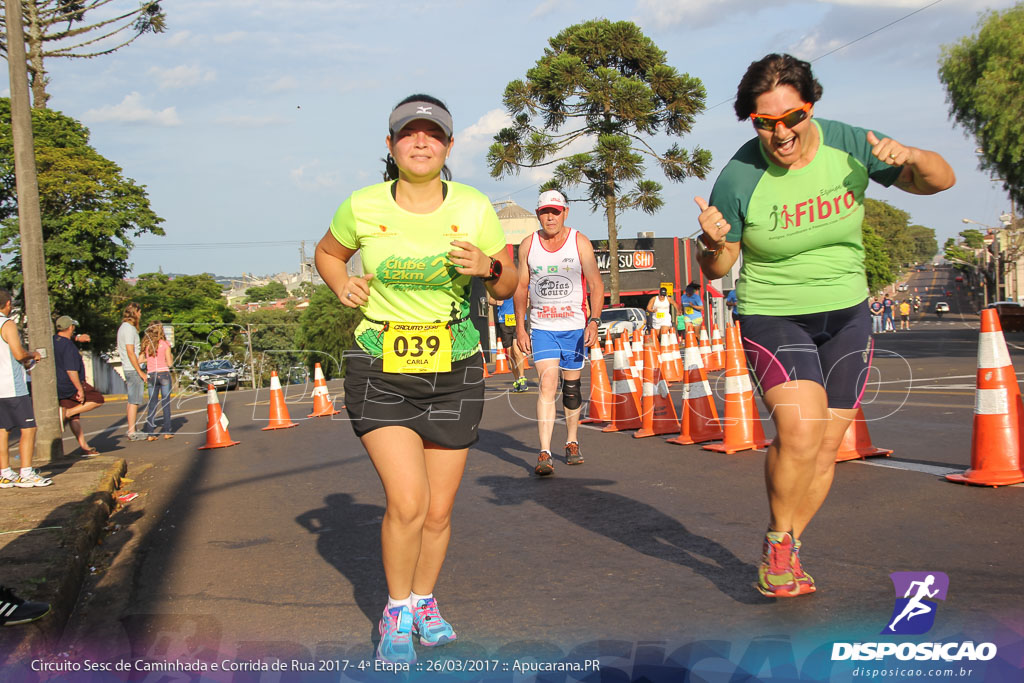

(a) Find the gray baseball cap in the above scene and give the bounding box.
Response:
[389,100,453,138]
[55,315,78,331]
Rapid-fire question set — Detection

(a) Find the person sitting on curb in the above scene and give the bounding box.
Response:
[53,316,104,457]
[0,584,50,626]
[0,288,50,488]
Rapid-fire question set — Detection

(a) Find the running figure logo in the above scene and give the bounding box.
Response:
[882,572,949,635]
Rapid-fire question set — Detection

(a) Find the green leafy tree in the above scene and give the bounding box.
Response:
[487,19,711,304]
[862,222,892,294]
[245,281,288,302]
[293,281,316,299]
[959,228,985,249]
[0,99,163,348]
[939,4,1024,208]
[296,285,360,378]
[125,273,235,359]
[906,224,938,263]
[233,307,302,385]
[0,1,166,109]
[864,199,914,274]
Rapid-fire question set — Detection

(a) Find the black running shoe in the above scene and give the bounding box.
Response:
[535,451,554,476]
[0,586,50,626]
[565,441,584,465]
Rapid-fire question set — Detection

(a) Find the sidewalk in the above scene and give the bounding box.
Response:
[0,449,127,663]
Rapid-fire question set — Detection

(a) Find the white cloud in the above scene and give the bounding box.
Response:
[267,76,299,93]
[149,65,217,89]
[166,31,192,47]
[214,31,247,44]
[290,161,342,191]
[529,0,563,20]
[216,114,288,127]
[82,93,182,126]
[447,109,511,179]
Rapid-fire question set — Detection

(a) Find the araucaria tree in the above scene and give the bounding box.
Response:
[0,1,166,109]
[939,3,1024,208]
[487,19,711,304]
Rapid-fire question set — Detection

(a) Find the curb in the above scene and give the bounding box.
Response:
[7,458,127,661]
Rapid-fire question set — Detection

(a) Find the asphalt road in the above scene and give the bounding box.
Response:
[37,266,1024,681]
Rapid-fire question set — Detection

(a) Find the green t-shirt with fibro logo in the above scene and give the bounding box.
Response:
[710,118,902,316]
[330,181,507,360]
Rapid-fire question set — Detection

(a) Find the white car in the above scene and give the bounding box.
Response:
[935,302,950,313]
[596,307,646,339]
[897,284,909,292]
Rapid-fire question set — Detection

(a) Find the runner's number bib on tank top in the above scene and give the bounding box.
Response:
[383,323,452,373]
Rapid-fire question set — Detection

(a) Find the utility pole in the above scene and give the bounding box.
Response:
[4,0,62,463]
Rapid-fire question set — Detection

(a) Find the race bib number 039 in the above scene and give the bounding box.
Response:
[383,323,452,374]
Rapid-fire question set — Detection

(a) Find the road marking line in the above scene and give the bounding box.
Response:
[850,458,1024,486]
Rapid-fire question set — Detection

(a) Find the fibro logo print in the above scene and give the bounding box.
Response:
[882,572,949,635]
[770,191,856,231]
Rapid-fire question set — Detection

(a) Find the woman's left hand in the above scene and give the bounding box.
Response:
[867,130,915,167]
[448,240,490,277]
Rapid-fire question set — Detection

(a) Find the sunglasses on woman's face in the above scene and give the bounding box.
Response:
[750,102,812,131]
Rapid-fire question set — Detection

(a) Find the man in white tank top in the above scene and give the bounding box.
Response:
[514,190,604,476]
[646,287,677,331]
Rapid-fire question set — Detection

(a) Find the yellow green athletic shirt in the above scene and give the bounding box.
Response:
[710,118,902,316]
[330,181,507,360]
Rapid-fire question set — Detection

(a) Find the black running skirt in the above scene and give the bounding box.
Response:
[343,350,486,449]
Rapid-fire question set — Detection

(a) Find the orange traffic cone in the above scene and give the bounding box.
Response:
[603,334,643,432]
[835,407,891,461]
[581,341,614,425]
[262,371,299,431]
[478,343,491,378]
[635,332,680,438]
[669,327,685,381]
[659,328,682,383]
[668,325,723,445]
[708,323,725,371]
[703,326,772,454]
[947,309,1024,486]
[308,362,341,417]
[699,326,713,369]
[604,329,614,356]
[493,339,511,375]
[631,328,644,381]
[199,385,240,450]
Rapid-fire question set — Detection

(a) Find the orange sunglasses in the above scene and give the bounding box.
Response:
[750,102,812,131]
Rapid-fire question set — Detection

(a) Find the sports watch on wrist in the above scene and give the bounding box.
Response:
[588,317,601,326]
[482,257,502,282]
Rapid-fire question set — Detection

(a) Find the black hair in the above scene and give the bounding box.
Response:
[686,282,701,291]
[733,53,823,121]
[383,93,453,182]
[0,288,10,309]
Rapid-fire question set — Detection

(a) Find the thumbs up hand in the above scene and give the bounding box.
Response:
[867,130,914,167]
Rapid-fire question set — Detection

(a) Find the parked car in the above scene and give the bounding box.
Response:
[897,283,909,292]
[955,275,964,283]
[596,307,646,339]
[986,301,1024,332]
[195,359,240,390]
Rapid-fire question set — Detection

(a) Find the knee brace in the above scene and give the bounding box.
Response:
[562,378,582,410]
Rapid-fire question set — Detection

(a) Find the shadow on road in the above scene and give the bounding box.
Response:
[296,493,385,643]
[476,474,764,606]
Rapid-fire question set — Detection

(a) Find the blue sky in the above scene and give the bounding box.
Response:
[21,0,1019,276]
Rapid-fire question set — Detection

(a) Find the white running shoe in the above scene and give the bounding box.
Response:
[14,469,53,488]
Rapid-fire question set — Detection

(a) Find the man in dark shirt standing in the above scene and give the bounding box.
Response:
[53,316,104,456]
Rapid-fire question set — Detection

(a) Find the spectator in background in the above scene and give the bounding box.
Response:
[140,321,174,440]
[53,316,103,457]
[881,294,895,332]
[869,297,883,334]
[0,289,49,488]
[116,303,148,442]
[899,299,912,330]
